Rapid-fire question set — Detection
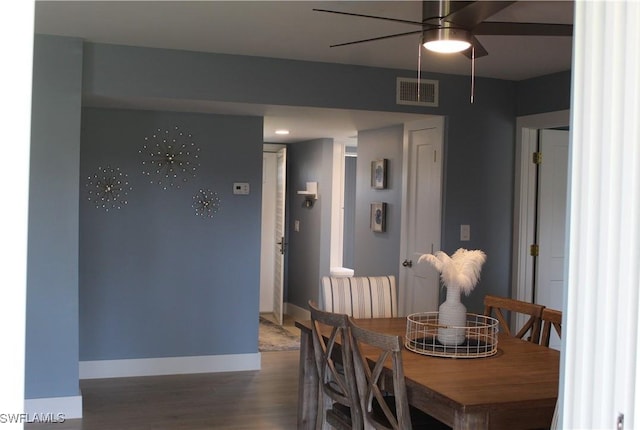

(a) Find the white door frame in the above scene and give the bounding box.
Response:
[329,141,346,269]
[259,152,277,313]
[512,110,570,303]
[260,144,286,323]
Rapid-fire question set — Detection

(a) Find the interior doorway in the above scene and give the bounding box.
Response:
[260,144,287,325]
[534,129,568,350]
[513,110,570,349]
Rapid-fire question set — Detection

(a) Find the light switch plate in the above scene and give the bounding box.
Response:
[460,224,471,241]
[233,182,250,195]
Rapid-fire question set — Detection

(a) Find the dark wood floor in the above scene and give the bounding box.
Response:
[26,350,300,430]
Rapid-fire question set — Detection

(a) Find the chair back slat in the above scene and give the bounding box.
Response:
[483,295,545,343]
[540,308,562,347]
[349,319,410,430]
[308,300,362,430]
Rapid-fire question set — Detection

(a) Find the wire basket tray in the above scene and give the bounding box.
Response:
[405,312,499,358]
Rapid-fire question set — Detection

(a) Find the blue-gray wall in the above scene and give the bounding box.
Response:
[79,108,263,360]
[287,138,334,307]
[27,33,572,401]
[355,125,405,278]
[343,155,357,269]
[442,99,517,313]
[516,71,572,116]
[81,42,515,118]
[26,35,83,399]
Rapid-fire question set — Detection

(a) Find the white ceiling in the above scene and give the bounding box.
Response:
[35,1,574,143]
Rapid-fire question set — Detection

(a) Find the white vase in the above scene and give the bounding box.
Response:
[437,285,467,346]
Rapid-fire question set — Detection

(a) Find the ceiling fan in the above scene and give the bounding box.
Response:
[313,0,573,58]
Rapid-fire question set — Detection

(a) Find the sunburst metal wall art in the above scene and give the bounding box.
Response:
[140,126,201,190]
[86,165,132,211]
[193,189,221,219]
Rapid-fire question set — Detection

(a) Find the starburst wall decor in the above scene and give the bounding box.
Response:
[140,126,201,190]
[193,189,221,219]
[86,165,132,211]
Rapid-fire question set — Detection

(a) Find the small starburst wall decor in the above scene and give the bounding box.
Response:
[193,189,221,219]
[86,165,132,211]
[140,126,201,190]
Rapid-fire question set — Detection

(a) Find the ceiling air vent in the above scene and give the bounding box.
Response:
[396,77,438,107]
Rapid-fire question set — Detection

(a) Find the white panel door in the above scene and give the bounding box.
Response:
[535,129,569,350]
[272,148,287,325]
[400,119,443,316]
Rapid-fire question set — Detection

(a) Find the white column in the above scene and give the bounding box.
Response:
[0,1,34,427]
[562,1,640,428]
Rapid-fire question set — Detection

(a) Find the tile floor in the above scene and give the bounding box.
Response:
[260,312,300,336]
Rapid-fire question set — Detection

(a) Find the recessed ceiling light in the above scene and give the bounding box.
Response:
[275,129,290,135]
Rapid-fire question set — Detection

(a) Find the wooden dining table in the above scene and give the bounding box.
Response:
[296,317,560,430]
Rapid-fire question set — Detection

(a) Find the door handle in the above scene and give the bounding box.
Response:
[277,237,287,255]
[402,259,413,268]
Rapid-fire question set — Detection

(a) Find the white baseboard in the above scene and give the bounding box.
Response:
[24,395,83,420]
[79,353,261,380]
[285,302,310,321]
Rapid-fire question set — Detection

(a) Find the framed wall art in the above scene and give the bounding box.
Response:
[371,158,388,189]
[370,202,387,232]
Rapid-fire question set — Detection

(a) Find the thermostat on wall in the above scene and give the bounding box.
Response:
[233,182,250,195]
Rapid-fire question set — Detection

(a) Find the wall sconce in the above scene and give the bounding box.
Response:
[297,182,318,208]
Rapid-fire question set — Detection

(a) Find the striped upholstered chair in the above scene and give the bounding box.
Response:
[321,275,397,318]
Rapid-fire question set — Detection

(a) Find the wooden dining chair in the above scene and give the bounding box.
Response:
[308,300,363,430]
[483,295,545,343]
[540,307,562,347]
[349,319,450,430]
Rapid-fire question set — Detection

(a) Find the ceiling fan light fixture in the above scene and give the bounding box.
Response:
[423,28,472,54]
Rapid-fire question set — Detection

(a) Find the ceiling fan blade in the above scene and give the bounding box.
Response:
[473,21,573,36]
[329,30,422,48]
[461,36,488,59]
[443,1,517,28]
[312,8,424,27]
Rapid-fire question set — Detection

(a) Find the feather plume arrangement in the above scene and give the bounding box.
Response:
[418,248,487,295]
